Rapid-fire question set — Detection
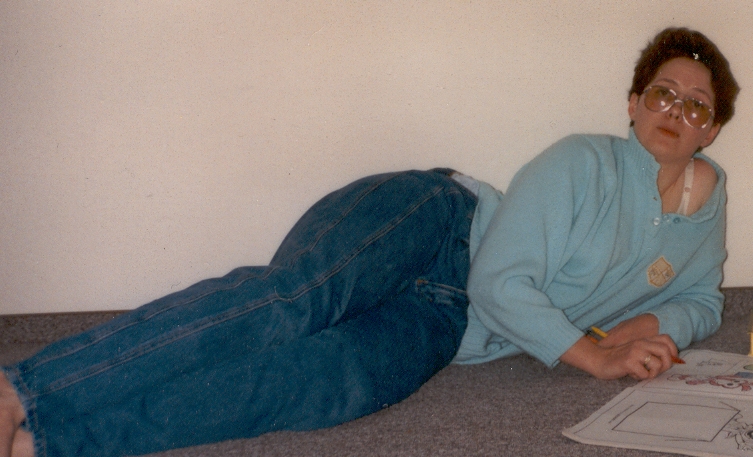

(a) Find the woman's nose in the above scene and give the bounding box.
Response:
[667,99,683,120]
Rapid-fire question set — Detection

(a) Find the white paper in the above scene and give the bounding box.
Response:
[563,350,753,457]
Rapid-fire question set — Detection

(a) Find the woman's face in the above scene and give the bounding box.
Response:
[628,57,721,166]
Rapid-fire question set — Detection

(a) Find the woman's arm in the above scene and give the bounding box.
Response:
[559,329,679,380]
[467,135,612,367]
[598,314,660,347]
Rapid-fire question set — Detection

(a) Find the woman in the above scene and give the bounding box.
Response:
[0,27,740,457]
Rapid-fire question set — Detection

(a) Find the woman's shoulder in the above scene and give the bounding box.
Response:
[534,133,622,176]
[687,157,720,216]
[548,133,621,151]
[509,134,621,199]
[543,133,625,160]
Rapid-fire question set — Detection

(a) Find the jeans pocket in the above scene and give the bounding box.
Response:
[414,278,469,309]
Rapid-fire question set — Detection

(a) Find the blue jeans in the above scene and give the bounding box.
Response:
[3,169,477,457]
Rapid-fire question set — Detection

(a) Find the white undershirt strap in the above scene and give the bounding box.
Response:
[676,158,695,216]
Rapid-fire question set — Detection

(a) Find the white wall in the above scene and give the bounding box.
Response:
[1,1,751,314]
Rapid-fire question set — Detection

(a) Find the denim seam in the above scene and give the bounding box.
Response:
[26,176,398,372]
[414,278,467,295]
[23,270,271,371]
[31,181,449,397]
[276,173,401,264]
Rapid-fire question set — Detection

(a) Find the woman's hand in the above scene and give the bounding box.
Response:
[560,333,679,380]
[597,314,660,348]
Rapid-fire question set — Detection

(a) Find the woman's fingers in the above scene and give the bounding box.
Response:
[561,333,679,381]
[626,337,678,379]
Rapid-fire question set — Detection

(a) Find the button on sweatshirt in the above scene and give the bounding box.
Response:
[454,129,726,368]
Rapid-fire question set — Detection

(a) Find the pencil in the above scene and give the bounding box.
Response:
[590,326,608,339]
[589,326,685,364]
[748,311,753,357]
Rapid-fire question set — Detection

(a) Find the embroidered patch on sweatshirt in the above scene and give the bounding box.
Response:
[647,256,675,288]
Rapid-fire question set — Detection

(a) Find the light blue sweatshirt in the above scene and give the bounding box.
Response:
[454,129,726,368]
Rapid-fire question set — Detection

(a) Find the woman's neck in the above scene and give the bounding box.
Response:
[656,159,692,213]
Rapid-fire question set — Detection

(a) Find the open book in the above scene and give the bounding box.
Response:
[563,350,753,457]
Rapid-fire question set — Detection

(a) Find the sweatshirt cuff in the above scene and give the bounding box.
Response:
[532,323,586,368]
[648,308,690,349]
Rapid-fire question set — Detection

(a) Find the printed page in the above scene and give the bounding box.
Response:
[563,350,753,457]
[641,350,753,400]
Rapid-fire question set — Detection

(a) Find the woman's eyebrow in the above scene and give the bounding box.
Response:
[654,77,714,101]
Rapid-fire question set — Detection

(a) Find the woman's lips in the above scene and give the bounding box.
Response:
[658,127,680,138]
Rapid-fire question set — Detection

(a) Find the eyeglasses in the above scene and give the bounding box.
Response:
[642,85,715,129]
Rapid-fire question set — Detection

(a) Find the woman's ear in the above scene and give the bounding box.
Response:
[701,123,722,148]
[628,92,640,122]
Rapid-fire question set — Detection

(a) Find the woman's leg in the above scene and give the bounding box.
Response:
[2,169,477,457]
[43,280,470,457]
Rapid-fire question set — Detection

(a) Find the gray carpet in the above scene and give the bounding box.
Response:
[2,288,751,457]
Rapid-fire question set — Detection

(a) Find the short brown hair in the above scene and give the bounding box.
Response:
[629,27,740,126]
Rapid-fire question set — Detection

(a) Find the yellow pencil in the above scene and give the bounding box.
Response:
[748,311,753,356]
[590,326,608,339]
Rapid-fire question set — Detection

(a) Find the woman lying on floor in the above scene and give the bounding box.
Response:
[0,26,740,457]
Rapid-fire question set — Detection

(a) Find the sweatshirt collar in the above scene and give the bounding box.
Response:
[624,127,661,182]
[623,127,725,222]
